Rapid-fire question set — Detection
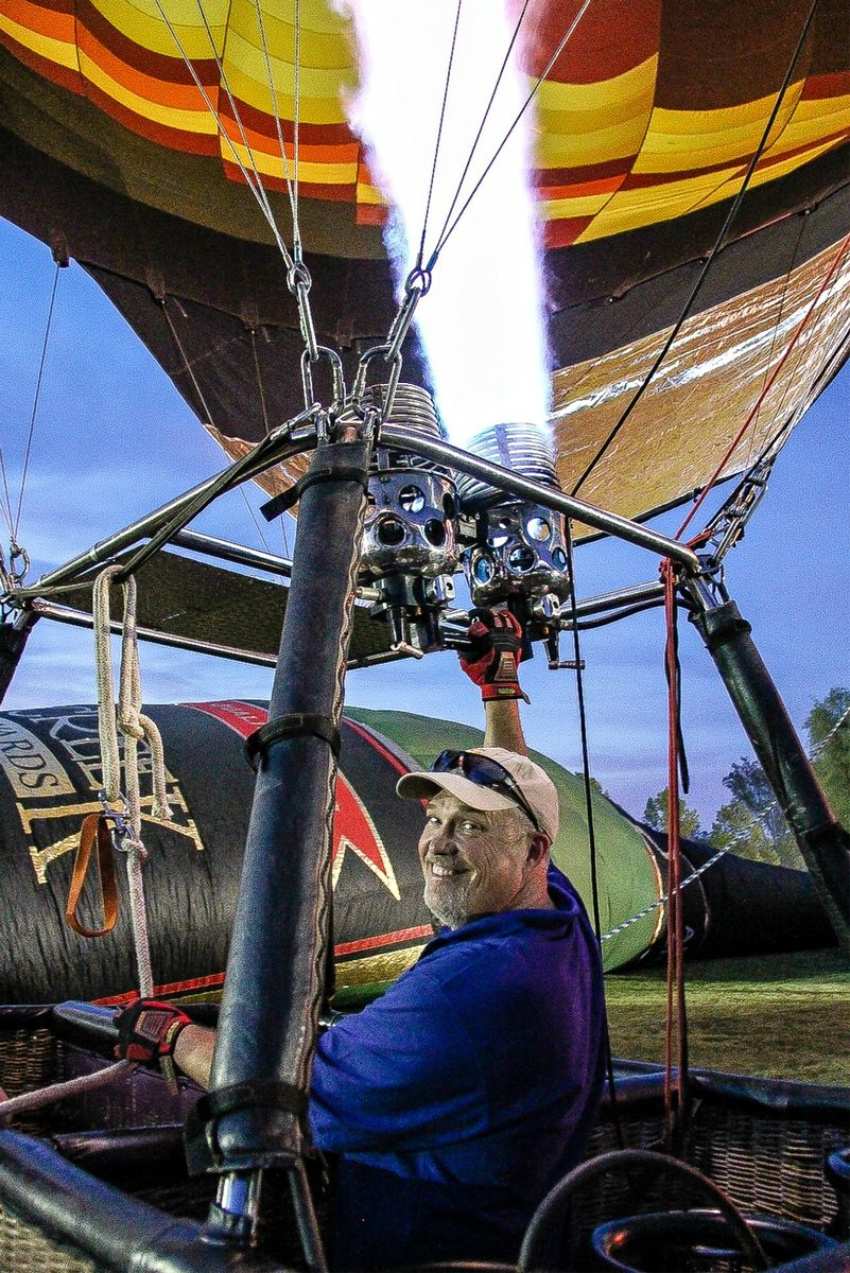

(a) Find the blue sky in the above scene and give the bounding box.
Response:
[1,218,847,828]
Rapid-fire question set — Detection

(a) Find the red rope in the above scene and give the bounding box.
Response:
[662,558,688,1151]
[676,230,850,545]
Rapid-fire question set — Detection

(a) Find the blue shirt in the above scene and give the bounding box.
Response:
[309,866,606,1270]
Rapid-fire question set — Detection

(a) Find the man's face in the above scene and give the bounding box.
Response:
[418,789,533,928]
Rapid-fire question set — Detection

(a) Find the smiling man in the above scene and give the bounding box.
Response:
[304,610,607,1269]
[114,609,606,1269]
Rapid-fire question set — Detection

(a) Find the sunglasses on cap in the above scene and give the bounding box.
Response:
[431,749,542,835]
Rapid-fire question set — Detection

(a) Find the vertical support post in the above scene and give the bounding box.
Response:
[0,611,38,706]
[187,438,370,1251]
[689,598,850,953]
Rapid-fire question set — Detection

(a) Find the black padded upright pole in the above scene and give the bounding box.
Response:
[690,599,850,953]
[197,438,370,1181]
[0,612,37,705]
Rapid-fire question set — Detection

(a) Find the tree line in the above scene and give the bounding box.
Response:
[642,687,849,871]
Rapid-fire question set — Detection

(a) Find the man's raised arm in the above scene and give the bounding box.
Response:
[458,607,530,756]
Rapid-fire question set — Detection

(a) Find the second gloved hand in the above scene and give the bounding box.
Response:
[114,998,192,1064]
[459,608,529,703]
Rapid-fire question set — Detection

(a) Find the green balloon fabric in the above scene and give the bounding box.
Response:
[346,708,661,971]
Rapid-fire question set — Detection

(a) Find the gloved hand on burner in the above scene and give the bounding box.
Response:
[113,998,192,1065]
[459,607,529,703]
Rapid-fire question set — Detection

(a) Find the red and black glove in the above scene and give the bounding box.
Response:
[114,998,191,1064]
[459,607,529,703]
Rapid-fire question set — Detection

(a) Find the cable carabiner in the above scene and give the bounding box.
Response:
[300,346,347,416]
[351,344,403,421]
[287,257,319,364]
[385,266,431,364]
[98,790,131,844]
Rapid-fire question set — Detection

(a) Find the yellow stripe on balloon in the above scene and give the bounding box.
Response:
[80,49,218,132]
[224,138,356,184]
[744,139,844,189]
[538,191,613,220]
[355,180,385,206]
[90,0,227,61]
[633,100,800,174]
[534,57,657,170]
[772,96,850,150]
[536,114,653,167]
[575,167,743,240]
[0,11,78,70]
[535,54,658,115]
[225,0,354,71]
[221,33,352,124]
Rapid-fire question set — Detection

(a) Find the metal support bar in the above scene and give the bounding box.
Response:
[27,597,399,672]
[381,425,700,572]
[0,1130,285,1273]
[172,530,294,578]
[201,438,371,1252]
[29,599,280,668]
[560,580,668,621]
[30,425,317,592]
[688,597,850,953]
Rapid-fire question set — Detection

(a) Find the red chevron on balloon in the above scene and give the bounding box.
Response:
[332,771,400,900]
[187,701,400,899]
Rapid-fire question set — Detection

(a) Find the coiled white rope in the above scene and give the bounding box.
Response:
[92,566,172,996]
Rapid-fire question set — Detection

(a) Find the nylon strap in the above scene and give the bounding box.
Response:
[244,713,341,770]
[194,1080,308,1125]
[184,1079,308,1173]
[66,814,119,938]
[702,614,752,654]
[260,464,369,522]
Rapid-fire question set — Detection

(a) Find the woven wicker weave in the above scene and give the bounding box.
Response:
[688,1104,848,1229]
[573,1098,848,1248]
[0,1024,846,1270]
[0,1202,103,1273]
[0,1031,62,1136]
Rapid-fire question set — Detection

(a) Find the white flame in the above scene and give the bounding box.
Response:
[338,0,550,445]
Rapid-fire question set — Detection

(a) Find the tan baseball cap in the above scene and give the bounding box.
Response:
[396,747,559,842]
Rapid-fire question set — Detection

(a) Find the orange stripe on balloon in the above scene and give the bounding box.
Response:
[523,0,660,84]
[356,203,388,225]
[216,93,357,148]
[78,28,211,112]
[3,0,75,43]
[76,0,217,87]
[537,175,625,200]
[801,69,850,100]
[217,111,358,165]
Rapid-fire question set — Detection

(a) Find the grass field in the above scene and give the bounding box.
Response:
[604,947,850,1085]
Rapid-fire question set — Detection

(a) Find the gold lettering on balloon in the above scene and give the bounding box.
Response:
[0,719,75,798]
[2,708,205,885]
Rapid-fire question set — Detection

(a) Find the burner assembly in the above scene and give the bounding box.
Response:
[457,423,571,618]
[358,385,460,655]
[358,394,574,666]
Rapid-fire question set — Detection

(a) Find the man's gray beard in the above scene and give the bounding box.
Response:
[424,876,472,929]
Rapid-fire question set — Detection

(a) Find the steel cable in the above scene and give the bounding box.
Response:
[571,0,823,498]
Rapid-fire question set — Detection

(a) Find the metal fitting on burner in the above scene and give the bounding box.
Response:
[359,384,459,654]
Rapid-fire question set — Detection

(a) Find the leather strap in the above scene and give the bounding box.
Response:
[260,464,369,522]
[244,713,341,770]
[702,614,752,653]
[184,1079,308,1174]
[194,1080,308,1125]
[66,814,119,937]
